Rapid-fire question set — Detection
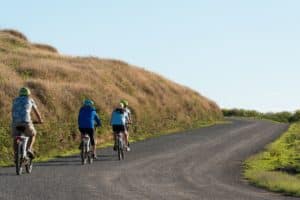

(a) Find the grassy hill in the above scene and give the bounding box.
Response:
[0,29,223,165]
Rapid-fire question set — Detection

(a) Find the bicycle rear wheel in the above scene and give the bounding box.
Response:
[117,138,124,160]
[88,143,93,164]
[81,143,88,165]
[15,144,22,175]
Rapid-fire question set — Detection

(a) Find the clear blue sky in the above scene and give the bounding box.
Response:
[1,1,299,112]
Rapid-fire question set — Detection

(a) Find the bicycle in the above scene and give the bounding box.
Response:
[80,134,93,165]
[115,131,126,160]
[14,122,40,175]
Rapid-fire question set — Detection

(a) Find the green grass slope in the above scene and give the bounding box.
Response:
[244,122,300,196]
[0,29,223,166]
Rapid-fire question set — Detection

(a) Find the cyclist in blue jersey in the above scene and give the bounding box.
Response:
[111,102,129,151]
[78,99,101,159]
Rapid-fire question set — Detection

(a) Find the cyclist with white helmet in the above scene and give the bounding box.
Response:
[120,99,132,149]
[111,102,130,151]
[78,99,101,159]
[12,87,43,159]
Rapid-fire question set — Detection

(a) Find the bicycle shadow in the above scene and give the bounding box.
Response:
[35,153,117,166]
[94,154,119,162]
[35,156,81,167]
[0,172,18,177]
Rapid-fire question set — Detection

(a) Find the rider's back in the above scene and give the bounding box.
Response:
[78,106,100,128]
[111,108,126,125]
[12,96,36,124]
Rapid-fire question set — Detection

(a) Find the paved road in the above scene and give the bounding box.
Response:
[0,119,297,200]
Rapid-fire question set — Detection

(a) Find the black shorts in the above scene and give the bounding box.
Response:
[112,125,125,133]
[79,128,95,146]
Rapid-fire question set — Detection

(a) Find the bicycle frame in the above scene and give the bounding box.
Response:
[80,134,93,165]
[14,126,33,175]
[15,135,29,159]
[81,134,91,152]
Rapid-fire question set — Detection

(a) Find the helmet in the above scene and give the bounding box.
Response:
[120,99,128,107]
[19,87,31,96]
[119,102,125,108]
[83,99,94,106]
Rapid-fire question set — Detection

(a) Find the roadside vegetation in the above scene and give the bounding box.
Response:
[244,122,300,196]
[222,108,300,123]
[223,108,300,196]
[0,29,223,166]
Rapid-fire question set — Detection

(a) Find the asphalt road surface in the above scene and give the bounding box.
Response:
[0,119,297,200]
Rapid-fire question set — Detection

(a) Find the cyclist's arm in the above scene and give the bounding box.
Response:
[94,112,101,127]
[127,109,132,124]
[32,106,43,123]
[128,113,132,124]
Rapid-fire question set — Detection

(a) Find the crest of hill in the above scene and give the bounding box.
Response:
[0,30,222,164]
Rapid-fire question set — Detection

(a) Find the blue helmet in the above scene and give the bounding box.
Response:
[83,99,94,106]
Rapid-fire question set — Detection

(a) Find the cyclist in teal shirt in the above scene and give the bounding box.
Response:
[111,102,129,151]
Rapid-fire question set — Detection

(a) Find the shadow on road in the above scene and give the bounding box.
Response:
[0,172,17,177]
[94,154,119,162]
[35,154,117,167]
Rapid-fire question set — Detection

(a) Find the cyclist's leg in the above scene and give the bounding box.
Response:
[87,128,96,156]
[122,125,130,151]
[23,123,36,151]
[79,128,87,149]
[112,125,118,150]
[125,125,129,146]
[12,123,18,154]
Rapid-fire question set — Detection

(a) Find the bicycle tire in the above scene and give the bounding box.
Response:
[118,137,124,160]
[25,159,33,174]
[88,153,93,164]
[15,143,22,175]
[81,143,87,165]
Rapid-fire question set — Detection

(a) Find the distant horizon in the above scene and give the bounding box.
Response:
[1,1,299,112]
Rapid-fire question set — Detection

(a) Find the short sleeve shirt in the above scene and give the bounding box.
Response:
[124,107,131,122]
[12,96,37,123]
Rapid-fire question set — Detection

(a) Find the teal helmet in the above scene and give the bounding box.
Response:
[83,99,94,106]
[19,87,31,96]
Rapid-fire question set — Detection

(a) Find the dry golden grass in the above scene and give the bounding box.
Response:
[32,43,58,53]
[0,30,223,165]
[1,29,28,41]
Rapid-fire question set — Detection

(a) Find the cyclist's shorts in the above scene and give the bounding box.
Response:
[112,125,125,133]
[79,128,95,146]
[12,122,36,137]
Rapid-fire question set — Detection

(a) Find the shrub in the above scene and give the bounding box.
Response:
[223,109,300,123]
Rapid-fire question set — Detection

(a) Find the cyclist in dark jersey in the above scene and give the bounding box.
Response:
[78,99,101,159]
